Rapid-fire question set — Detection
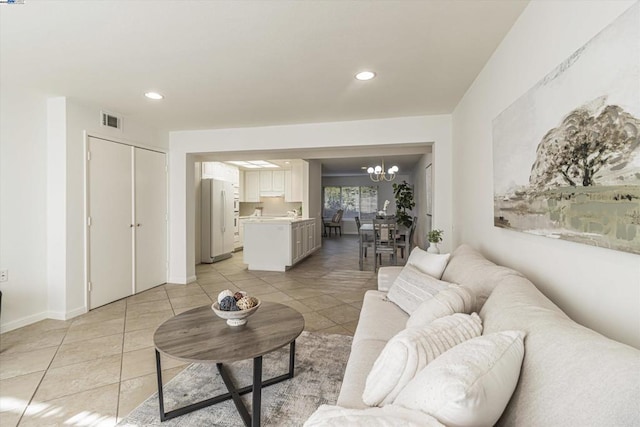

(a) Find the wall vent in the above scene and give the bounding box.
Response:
[100,111,122,131]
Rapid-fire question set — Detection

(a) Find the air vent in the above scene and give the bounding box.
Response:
[101,111,122,131]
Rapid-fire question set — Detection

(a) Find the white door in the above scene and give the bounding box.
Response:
[88,137,133,308]
[135,148,167,292]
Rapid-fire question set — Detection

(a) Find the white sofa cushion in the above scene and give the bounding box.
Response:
[353,290,408,345]
[440,244,523,311]
[481,279,640,426]
[387,264,452,314]
[394,330,526,427]
[363,313,483,406]
[407,247,450,279]
[376,266,404,292]
[407,285,475,328]
[304,404,444,427]
[338,291,408,409]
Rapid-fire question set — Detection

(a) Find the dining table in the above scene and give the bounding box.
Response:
[358,221,409,270]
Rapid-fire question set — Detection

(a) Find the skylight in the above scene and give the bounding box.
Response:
[226,160,279,169]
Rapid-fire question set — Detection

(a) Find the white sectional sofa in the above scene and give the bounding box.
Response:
[312,244,640,426]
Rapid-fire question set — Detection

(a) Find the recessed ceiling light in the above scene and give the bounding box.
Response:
[355,71,376,81]
[144,92,164,100]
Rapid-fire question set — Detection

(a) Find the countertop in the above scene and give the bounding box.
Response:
[242,216,314,224]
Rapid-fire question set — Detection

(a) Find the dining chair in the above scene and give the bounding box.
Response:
[396,216,417,259]
[324,209,344,237]
[373,218,398,271]
[356,216,374,270]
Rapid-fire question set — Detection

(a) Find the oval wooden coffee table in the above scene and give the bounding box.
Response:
[153,301,304,426]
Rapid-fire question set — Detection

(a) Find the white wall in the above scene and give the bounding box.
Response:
[307,160,323,246]
[451,1,639,348]
[0,86,49,331]
[169,115,452,284]
[321,174,414,235]
[0,91,167,332]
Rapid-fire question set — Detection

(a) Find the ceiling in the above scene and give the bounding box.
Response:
[2,1,526,177]
[1,0,527,134]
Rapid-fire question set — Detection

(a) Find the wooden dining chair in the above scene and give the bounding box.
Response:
[356,216,374,270]
[324,209,344,237]
[396,216,417,259]
[373,218,398,271]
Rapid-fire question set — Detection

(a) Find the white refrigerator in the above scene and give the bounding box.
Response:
[201,179,235,263]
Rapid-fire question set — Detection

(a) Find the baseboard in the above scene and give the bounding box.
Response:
[48,306,86,321]
[0,306,88,334]
[0,311,49,334]
[168,275,198,285]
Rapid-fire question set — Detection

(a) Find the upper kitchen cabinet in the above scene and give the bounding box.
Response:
[242,170,260,202]
[259,170,285,194]
[239,159,307,202]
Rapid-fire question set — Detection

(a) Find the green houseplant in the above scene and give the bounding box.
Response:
[427,229,444,244]
[392,180,415,228]
[427,229,444,254]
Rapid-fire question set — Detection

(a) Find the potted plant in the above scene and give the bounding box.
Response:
[427,229,444,254]
[392,180,415,228]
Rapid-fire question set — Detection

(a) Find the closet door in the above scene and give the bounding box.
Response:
[134,148,167,292]
[88,137,133,308]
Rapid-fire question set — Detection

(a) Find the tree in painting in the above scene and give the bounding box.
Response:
[530,102,640,190]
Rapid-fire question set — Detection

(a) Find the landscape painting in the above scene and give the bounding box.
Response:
[492,3,640,255]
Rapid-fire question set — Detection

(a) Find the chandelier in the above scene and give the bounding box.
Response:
[367,159,398,182]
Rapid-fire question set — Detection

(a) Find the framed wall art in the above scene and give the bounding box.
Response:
[492,3,640,254]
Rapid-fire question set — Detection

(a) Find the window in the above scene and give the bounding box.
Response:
[323,186,378,219]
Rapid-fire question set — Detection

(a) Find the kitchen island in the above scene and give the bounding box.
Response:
[242,217,319,271]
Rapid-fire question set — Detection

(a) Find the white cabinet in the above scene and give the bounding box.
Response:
[290,219,318,265]
[243,171,260,202]
[258,170,285,195]
[272,170,285,192]
[87,137,167,309]
[243,218,319,271]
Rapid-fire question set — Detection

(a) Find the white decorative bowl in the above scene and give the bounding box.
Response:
[211,298,261,326]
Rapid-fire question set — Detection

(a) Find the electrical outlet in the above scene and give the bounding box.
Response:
[0,270,7,282]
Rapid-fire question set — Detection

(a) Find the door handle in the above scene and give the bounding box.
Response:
[130,224,134,228]
[137,224,141,227]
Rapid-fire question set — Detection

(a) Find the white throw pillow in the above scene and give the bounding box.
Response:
[394,330,526,427]
[362,313,483,407]
[407,247,450,279]
[387,264,452,314]
[304,404,444,427]
[406,285,475,329]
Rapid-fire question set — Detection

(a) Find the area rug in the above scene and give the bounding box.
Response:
[118,331,353,426]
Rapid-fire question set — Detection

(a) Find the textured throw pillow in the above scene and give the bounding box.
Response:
[303,404,444,427]
[362,313,483,407]
[387,264,453,314]
[394,330,526,427]
[406,285,475,329]
[407,247,450,279]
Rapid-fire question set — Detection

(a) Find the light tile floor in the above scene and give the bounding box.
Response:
[0,235,405,426]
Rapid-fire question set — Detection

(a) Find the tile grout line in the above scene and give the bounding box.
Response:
[115,298,130,423]
[16,322,72,427]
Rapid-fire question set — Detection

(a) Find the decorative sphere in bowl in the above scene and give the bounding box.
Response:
[211,297,261,326]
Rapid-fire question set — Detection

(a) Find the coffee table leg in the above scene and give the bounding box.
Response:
[252,356,262,427]
[153,341,297,424]
[289,340,296,378]
[155,350,167,421]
